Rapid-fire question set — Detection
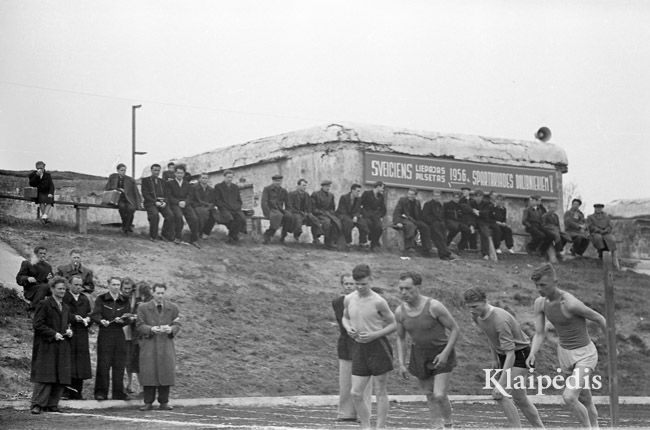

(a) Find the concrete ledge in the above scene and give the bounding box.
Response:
[2,395,650,410]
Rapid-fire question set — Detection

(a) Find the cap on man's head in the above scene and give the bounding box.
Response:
[530,195,542,200]
[321,180,332,186]
[461,187,471,191]
[35,161,45,168]
[272,174,283,180]
[474,190,484,197]
[594,203,605,208]
[572,198,582,205]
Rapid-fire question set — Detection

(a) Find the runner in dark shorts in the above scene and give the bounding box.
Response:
[351,337,393,377]
[464,286,544,428]
[342,264,396,430]
[497,346,530,369]
[408,343,457,380]
[396,272,460,429]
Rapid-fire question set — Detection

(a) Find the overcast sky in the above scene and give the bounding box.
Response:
[1,0,648,209]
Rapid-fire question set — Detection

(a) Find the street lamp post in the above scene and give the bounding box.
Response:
[131,104,146,178]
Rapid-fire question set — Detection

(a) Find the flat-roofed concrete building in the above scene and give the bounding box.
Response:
[149,122,568,250]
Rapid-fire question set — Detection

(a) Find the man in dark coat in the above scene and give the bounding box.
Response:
[522,195,550,255]
[189,173,218,239]
[136,283,181,411]
[164,164,200,248]
[62,275,92,400]
[261,174,289,244]
[311,180,342,249]
[336,184,369,248]
[492,194,515,254]
[443,192,471,249]
[213,170,247,243]
[30,276,73,414]
[587,203,618,259]
[422,190,453,260]
[284,179,320,242]
[564,198,590,256]
[28,160,55,223]
[56,249,95,294]
[90,276,133,401]
[360,182,387,250]
[16,245,54,309]
[475,191,499,260]
[542,201,569,260]
[105,163,142,234]
[141,163,174,241]
[458,187,478,251]
[392,188,432,255]
[105,163,142,232]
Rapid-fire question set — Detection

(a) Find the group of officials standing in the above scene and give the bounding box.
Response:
[17,246,181,414]
[333,263,606,429]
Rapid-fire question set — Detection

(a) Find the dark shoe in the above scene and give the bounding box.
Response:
[94,394,107,401]
[139,403,154,411]
[158,403,173,410]
[262,234,271,244]
[149,237,156,242]
[190,241,201,249]
[30,405,42,414]
[44,406,65,413]
[173,239,181,245]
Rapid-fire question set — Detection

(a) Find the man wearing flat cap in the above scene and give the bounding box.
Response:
[261,175,289,244]
[311,180,341,249]
[564,198,590,257]
[586,204,618,263]
[29,161,55,224]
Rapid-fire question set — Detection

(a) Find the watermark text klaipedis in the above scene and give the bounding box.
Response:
[484,368,603,397]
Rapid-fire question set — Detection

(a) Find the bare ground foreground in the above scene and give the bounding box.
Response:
[1,214,650,403]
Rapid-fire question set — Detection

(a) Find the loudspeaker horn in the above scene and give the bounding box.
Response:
[535,127,552,142]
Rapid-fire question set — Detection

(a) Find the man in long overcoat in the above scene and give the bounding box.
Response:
[30,276,73,414]
[62,275,92,400]
[261,174,289,244]
[136,283,181,411]
[586,203,618,259]
[213,170,247,242]
[311,180,341,249]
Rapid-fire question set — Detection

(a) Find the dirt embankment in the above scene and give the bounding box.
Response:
[1,216,649,400]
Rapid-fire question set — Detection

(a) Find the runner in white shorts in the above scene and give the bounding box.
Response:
[526,263,607,429]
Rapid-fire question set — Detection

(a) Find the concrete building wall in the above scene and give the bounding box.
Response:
[204,142,564,251]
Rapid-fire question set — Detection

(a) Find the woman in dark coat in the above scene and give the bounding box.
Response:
[28,160,55,223]
[62,275,93,399]
[30,277,73,414]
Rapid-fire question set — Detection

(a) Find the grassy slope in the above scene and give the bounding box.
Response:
[1,216,649,400]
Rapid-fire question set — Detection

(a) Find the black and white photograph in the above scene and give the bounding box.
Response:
[1,1,649,428]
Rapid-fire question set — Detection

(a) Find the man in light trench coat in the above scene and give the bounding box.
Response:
[136,283,181,411]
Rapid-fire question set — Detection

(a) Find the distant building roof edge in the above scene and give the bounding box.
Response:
[144,122,569,177]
